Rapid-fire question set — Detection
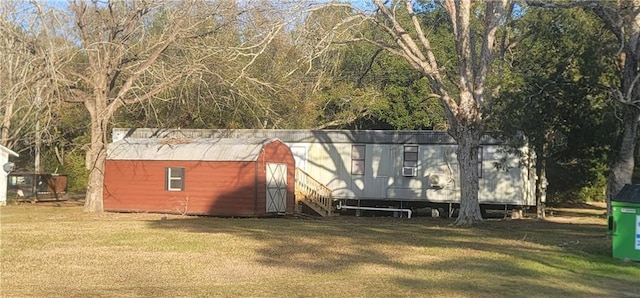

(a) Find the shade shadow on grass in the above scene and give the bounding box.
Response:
[146,215,640,297]
[7,204,639,297]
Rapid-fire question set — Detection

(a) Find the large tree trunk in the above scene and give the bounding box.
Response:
[83,100,109,213]
[607,107,639,211]
[607,16,640,212]
[535,144,547,219]
[84,147,106,212]
[453,125,483,225]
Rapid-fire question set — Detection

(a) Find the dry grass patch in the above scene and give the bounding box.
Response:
[1,203,639,297]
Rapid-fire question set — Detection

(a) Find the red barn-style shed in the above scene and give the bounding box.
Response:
[103,138,295,216]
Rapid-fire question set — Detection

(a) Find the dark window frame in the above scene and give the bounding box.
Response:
[351,145,366,175]
[403,145,419,168]
[165,167,185,191]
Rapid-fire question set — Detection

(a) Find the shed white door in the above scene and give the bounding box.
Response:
[266,163,287,213]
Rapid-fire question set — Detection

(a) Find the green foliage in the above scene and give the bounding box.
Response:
[546,159,609,204]
[57,151,89,193]
[578,161,609,202]
[329,43,446,129]
[31,102,92,193]
[40,149,88,194]
[311,81,381,128]
[489,7,620,203]
[373,65,445,129]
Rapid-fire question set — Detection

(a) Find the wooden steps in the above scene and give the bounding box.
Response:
[295,168,336,217]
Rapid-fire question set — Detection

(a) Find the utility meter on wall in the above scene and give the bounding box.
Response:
[3,162,15,173]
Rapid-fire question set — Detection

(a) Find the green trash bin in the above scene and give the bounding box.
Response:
[610,184,640,262]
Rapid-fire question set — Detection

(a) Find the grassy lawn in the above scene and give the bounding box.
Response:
[1,202,639,297]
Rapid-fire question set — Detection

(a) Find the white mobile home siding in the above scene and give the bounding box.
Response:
[293,142,532,206]
[0,145,19,206]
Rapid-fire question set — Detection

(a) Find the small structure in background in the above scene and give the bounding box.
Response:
[7,173,68,202]
[103,137,296,216]
[0,145,19,206]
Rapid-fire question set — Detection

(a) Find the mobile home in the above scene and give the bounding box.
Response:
[113,129,536,213]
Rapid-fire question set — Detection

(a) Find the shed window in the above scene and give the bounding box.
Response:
[351,145,365,175]
[403,145,418,168]
[166,167,185,191]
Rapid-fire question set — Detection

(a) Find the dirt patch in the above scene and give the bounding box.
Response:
[550,201,606,210]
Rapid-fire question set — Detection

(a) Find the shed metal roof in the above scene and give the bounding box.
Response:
[107,138,279,161]
[112,128,503,145]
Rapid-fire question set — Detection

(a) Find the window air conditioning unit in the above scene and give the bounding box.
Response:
[402,167,417,177]
[429,174,446,189]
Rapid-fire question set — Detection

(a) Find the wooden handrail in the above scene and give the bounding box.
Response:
[295,167,333,214]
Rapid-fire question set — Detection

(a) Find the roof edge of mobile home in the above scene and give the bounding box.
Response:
[112,128,507,145]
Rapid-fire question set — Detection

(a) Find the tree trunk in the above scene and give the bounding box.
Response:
[0,99,14,147]
[607,107,639,212]
[84,151,105,212]
[606,19,640,211]
[83,106,109,213]
[453,125,483,225]
[535,144,546,219]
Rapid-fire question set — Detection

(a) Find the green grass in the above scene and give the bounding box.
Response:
[1,203,639,297]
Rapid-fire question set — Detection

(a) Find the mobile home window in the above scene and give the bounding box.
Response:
[403,145,418,167]
[165,167,185,191]
[351,145,366,175]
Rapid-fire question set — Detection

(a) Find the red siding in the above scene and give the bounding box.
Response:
[104,160,257,216]
[103,139,295,216]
